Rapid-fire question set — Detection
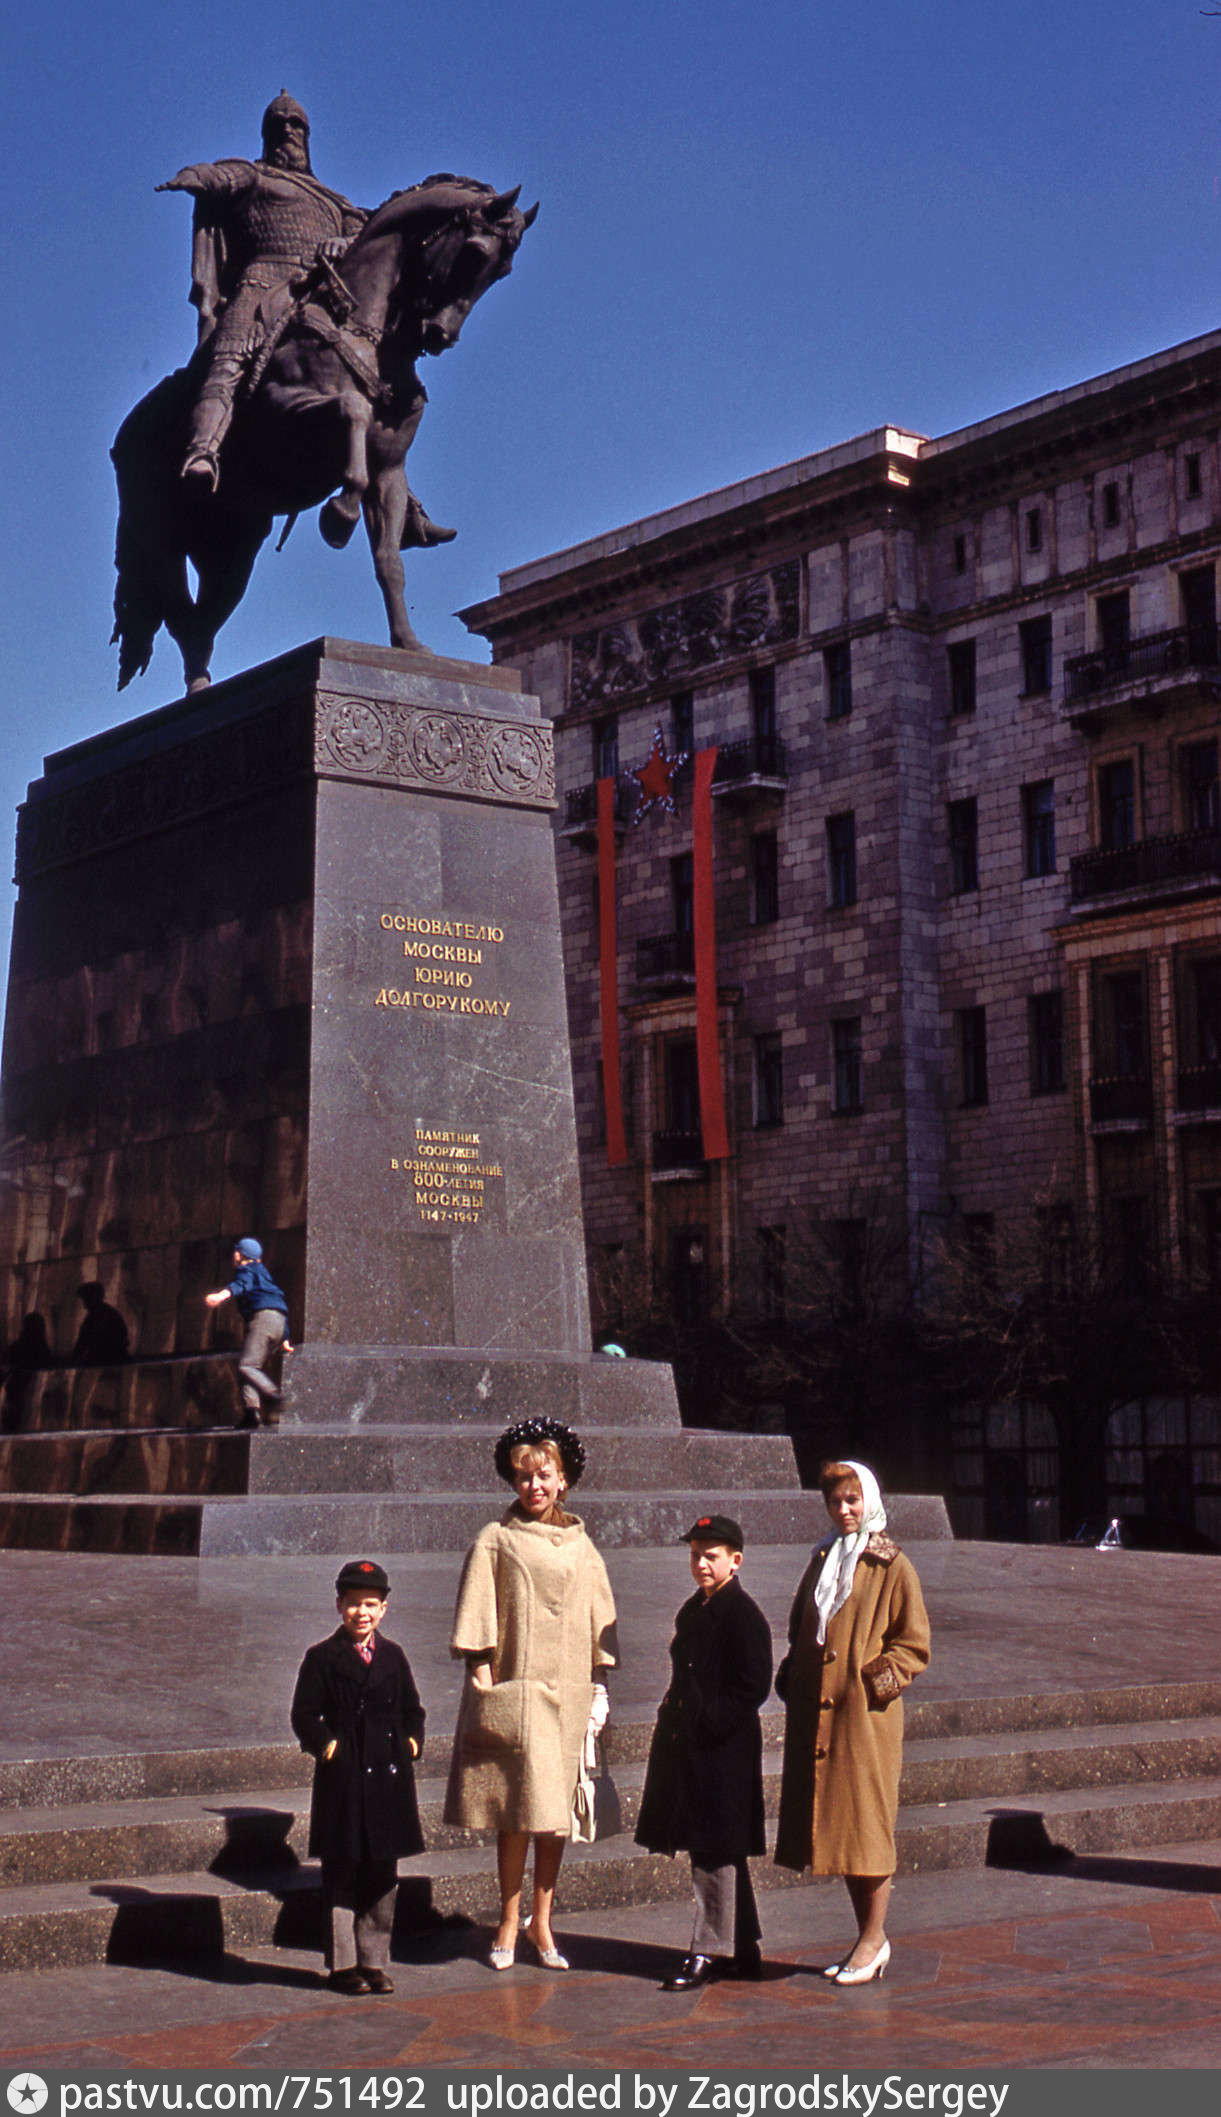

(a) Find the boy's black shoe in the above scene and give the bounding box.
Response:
[328,1968,367,1995]
[363,1969,395,1994]
[662,1953,716,1991]
[728,1943,763,1981]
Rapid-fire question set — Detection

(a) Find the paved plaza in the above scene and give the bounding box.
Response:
[1,1538,1219,2069]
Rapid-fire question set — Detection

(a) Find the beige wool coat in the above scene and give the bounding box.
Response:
[443,1507,618,1834]
[774,1534,930,1877]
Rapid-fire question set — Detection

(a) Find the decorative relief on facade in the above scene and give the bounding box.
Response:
[16,711,289,881]
[569,558,800,709]
[314,693,555,808]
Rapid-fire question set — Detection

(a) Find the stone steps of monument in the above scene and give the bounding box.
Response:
[3,1764,1220,1972]
[0,1486,870,1556]
[4,1681,1218,1814]
[0,1424,803,1501]
[1,1714,1219,1893]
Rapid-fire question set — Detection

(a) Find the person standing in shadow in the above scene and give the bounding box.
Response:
[71,1283,130,1365]
[2,1312,52,1431]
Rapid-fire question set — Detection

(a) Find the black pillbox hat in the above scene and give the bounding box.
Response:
[335,1559,389,1596]
[681,1513,745,1551]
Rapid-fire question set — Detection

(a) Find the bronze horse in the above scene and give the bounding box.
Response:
[112,175,536,693]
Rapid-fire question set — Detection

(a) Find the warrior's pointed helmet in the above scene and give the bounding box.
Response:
[261,90,311,165]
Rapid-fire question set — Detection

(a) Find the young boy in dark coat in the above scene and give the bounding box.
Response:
[290,1559,426,1993]
[636,1514,773,1989]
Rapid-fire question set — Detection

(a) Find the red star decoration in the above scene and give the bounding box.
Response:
[630,725,687,823]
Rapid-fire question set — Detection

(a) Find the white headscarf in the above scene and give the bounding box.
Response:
[812,1460,887,1645]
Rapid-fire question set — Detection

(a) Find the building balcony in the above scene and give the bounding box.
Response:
[635,930,695,987]
[1089,1073,1153,1127]
[651,1128,705,1174]
[710,734,788,801]
[1175,1061,1221,1118]
[559,778,632,844]
[1069,827,1221,911]
[1063,623,1221,725]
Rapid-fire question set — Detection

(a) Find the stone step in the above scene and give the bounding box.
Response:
[281,1350,683,1430]
[0,1486,897,1556]
[4,1359,242,1435]
[0,1425,803,1501]
[3,1772,1220,1972]
[5,1680,1218,1810]
[3,1716,1218,1889]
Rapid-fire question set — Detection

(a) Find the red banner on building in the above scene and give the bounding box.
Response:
[693,747,729,1161]
[596,777,628,1166]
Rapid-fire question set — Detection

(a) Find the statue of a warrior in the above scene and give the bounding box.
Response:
[158,91,367,490]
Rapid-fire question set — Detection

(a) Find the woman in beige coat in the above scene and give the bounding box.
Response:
[774,1459,930,1985]
[444,1417,618,1971]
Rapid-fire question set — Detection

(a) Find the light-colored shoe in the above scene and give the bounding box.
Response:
[488,1940,516,1971]
[821,1962,842,1980]
[532,1941,569,1972]
[833,1939,890,1986]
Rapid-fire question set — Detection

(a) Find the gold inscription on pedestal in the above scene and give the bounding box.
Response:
[374,910,511,1017]
[390,1127,505,1226]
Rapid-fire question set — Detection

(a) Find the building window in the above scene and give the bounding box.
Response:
[1183,740,1220,831]
[1105,1196,1152,1293]
[1019,615,1052,695]
[1029,989,1066,1094]
[1185,451,1203,501]
[665,1036,700,1135]
[754,1033,784,1128]
[1023,779,1056,877]
[751,831,779,924]
[1098,758,1136,850]
[749,666,776,748]
[947,638,977,716]
[962,1212,997,1287]
[948,797,979,894]
[1184,955,1221,1065]
[952,532,967,575]
[1097,589,1131,663]
[832,1017,863,1114]
[1098,969,1147,1079]
[591,713,618,781]
[1181,564,1217,653]
[1198,1190,1221,1287]
[758,1226,786,1320]
[671,850,694,934]
[1101,480,1121,529]
[670,1225,707,1323]
[832,1219,868,1315]
[1025,506,1043,553]
[671,689,694,758]
[824,639,853,720]
[957,1005,988,1106]
[1038,1202,1076,1297]
[827,811,857,907]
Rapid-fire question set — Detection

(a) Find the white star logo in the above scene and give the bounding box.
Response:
[7,2079,49,2115]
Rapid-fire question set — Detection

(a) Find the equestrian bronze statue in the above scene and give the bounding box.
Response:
[112,98,536,692]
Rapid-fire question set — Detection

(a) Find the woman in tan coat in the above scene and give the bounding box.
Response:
[444,1417,618,1971]
[774,1459,930,1985]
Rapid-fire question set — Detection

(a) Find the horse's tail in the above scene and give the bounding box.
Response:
[109,372,190,690]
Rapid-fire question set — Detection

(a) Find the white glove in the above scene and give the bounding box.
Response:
[583,1683,610,1770]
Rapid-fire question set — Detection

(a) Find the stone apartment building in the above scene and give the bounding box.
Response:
[462,329,1221,1539]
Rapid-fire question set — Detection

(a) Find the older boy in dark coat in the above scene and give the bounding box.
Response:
[636,1514,773,1989]
[291,1559,425,1993]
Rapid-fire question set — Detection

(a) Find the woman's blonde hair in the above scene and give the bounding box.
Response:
[819,1459,865,1500]
[510,1438,566,1483]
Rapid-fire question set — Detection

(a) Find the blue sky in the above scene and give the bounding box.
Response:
[2,1,1220,982]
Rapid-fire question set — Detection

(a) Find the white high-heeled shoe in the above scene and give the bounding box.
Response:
[833,1939,890,1986]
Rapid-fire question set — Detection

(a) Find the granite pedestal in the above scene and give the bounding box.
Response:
[0,641,867,1552]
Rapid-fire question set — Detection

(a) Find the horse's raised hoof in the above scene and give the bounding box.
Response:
[186,675,212,694]
[320,494,361,549]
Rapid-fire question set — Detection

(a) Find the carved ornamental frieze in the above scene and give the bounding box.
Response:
[569,558,800,710]
[314,691,555,808]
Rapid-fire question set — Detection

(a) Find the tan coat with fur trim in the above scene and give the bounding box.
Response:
[774,1535,930,1876]
[443,1508,618,1834]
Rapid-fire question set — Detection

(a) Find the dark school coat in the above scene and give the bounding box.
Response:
[635,1576,773,1868]
[290,1628,426,1866]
